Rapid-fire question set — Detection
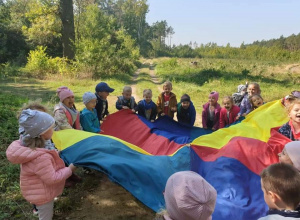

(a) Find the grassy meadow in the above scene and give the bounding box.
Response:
[1,57,299,219]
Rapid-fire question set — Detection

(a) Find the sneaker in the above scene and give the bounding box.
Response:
[32,208,38,216]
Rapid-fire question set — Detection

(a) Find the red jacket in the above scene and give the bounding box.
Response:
[219,105,240,128]
[6,140,72,206]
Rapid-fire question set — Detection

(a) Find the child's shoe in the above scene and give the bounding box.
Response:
[32,207,38,216]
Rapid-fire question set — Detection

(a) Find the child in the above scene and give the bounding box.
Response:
[80,92,101,133]
[176,94,196,127]
[232,82,248,107]
[202,91,221,130]
[278,141,300,171]
[259,163,300,219]
[219,96,240,129]
[281,91,300,107]
[156,171,217,220]
[278,99,300,141]
[249,94,264,111]
[116,86,137,111]
[54,86,81,130]
[95,82,114,121]
[237,82,261,119]
[6,109,76,220]
[135,89,157,122]
[157,81,177,118]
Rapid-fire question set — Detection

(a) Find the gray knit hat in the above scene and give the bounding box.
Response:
[82,92,97,105]
[19,109,55,138]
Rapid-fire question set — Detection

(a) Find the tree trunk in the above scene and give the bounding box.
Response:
[60,0,75,59]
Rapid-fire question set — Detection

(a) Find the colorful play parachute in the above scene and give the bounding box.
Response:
[52,100,290,220]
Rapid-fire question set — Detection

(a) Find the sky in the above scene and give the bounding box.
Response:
[146,0,300,47]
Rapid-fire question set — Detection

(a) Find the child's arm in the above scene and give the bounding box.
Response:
[212,108,221,130]
[170,95,177,112]
[116,97,123,110]
[190,105,196,127]
[156,95,163,116]
[150,104,157,121]
[202,106,207,128]
[219,109,225,129]
[35,155,72,185]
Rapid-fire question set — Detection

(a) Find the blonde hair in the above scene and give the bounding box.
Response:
[143,89,152,97]
[163,81,172,89]
[18,99,48,149]
[287,99,300,113]
[223,96,234,104]
[17,99,48,119]
[248,82,261,95]
[123,86,132,93]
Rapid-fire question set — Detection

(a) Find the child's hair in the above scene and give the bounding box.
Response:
[223,96,234,104]
[249,94,263,108]
[17,99,48,119]
[287,99,300,113]
[123,86,132,93]
[248,82,261,94]
[143,89,152,97]
[163,81,172,89]
[260,163,300,209]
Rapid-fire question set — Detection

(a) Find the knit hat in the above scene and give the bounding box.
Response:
[284,141,300,171]
[164,171,217,220]
[238,85,247,93]
[19,109,55,138]
[209,91,219,101]
[57,86,74,102]
[180,94,191,103]
[83,92,97,105]
[291,91,300,99]
[95,82,115,93]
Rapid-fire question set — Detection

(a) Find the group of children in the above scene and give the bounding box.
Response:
[5,78,300,219]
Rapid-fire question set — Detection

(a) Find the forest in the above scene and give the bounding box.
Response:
[1,0,300,78]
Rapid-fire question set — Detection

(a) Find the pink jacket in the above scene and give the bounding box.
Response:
[219,105,240,128]
[202,102,221,130]
[6,140,72,206]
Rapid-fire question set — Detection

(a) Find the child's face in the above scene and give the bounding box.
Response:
[223,98,233,110]
[98,91,109,100]
[41,125,54,140]
[123,91,132,100]
[278,148,293,165]
[209,96,217,106]
[144,94,152,103]
[181,101,190,109]
[62,96,75,108]
[86,98,97,110]
[289,104,300,124]
[247,85,259,96]
[260,179,277,209]
[163,85,172,95]
[251,96,263,108]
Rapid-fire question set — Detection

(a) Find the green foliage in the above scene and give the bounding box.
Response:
[75,5,139,77]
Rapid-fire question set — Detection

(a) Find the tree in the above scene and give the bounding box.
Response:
[60,0,75,59]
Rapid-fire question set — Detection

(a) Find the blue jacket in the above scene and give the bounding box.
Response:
[177,101,196,127]
[80,108,101,133]
[135,100,157,121]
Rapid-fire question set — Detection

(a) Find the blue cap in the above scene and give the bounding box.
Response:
[95,82,114,93]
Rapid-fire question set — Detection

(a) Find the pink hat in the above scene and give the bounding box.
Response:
[285,141,300,171]
[164,171,217,220]
[209,91,219,101]
[57,86,74,102]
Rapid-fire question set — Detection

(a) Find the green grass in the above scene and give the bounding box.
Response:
[1,57,299,218]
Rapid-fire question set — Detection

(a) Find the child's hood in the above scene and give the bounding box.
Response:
[6,140,46,164]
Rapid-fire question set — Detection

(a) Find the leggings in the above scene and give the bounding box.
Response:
[36,200,54,220]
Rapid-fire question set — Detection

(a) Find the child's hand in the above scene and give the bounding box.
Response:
[123,106,129,109]
[131,109,135,112]
[69,163,76,172]
[212,128,216,131]
[150,120,154,122]
[236,115,240,120]
[161,113,165,116]
[203,127,207,129]
[171,107,177,112]
[242,113,247,117]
